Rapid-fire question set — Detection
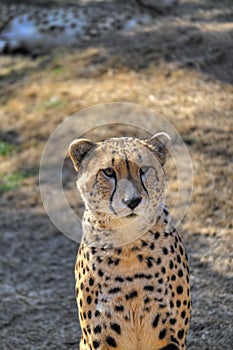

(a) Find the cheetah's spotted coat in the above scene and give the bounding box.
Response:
[69,134,191,350]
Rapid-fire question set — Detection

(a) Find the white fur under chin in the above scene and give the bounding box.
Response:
[82,199,165,248]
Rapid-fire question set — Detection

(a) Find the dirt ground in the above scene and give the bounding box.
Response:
[0,0,233,349]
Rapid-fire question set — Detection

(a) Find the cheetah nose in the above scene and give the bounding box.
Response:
[123,196,142,210]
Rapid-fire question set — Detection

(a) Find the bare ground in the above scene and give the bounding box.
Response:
[0,1,233,349]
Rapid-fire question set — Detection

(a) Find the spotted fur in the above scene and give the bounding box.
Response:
[69,134,191,350]
[0,3,152,54]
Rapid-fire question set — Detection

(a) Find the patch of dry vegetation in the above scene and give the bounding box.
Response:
[0,47,232,231]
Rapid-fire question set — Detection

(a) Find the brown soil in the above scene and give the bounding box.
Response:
[0,1,232,349]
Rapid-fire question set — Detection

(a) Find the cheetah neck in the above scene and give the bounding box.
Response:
[81,202,170,248]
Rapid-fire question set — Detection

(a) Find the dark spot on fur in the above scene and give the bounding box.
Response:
[141,240,148,247]
[178,269,183,277]
[178,329,185,339]
[87,296,92,304]
[106,336,117,347]
[98,269,104,277]
[109,287,121,294]
[181,310,186,319]
[159,328,167,339]
[152,314,160,327]
[138,254,143,262]
[93,340,100,348]
[160,344,179,350]
[146,257,153,267]
[144,285,154,291]
[179,246,184,255]
[115,305,124,312]
[170,318,176,325]
[110,323,121,335]
[126,276,133,282]
[95,310,100,317]
[161,267,166,274]
[94,325,101,334]
[150,242,155,250]
[89,277,94,286]
[115,276,124,282]
[177,285,183,294]
[125,290,138,300]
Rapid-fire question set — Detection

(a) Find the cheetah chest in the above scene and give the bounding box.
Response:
[75,228,191,350]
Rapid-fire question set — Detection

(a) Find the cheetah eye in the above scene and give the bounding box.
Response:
[139,166,150,177]
[102,167,116,178]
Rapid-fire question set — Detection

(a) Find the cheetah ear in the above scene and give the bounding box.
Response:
[147,132,171,166]
[69,138,96,172]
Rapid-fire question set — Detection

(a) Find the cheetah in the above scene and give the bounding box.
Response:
[69,133,191,350]
[0,1,178,54]
[0,3,151,54]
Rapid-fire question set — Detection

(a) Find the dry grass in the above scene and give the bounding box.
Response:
[1,48,232,231]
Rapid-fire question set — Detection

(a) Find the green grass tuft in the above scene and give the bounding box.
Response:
[52,65,64,74]
[182,136,197,146]
[45,99,67,109]
[0,172,24,193]
[0,142,13,156]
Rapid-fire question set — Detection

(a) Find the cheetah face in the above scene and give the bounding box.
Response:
[69,134,170,229]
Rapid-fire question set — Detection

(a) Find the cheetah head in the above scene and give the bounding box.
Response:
[69,133,170,245]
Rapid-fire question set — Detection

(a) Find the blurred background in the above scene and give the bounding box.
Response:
[0,0,232,349]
